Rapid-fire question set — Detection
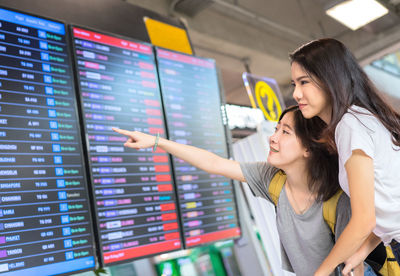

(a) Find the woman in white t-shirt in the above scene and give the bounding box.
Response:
[290,38,400,275]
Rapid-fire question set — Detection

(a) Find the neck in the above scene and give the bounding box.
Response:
[283,164,311,193]
[283,163,317,215]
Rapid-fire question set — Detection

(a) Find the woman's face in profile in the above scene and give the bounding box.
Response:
[267,111,309,169]
[291,62,332,124]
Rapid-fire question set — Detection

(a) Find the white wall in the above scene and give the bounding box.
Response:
[364,65,400,99]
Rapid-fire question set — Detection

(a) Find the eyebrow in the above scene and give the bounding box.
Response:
[282,123,293,131]
[291,75,309,82]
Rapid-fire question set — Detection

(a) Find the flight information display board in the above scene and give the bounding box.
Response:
[156,48,241,247]
[71,27,182,265]
[0,8,96,276]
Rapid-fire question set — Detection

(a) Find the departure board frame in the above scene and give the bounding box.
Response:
[0,6,97,276]
[69,25,183,266]
[155,47,242,249]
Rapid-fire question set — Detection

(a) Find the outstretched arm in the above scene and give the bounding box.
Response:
[315,149,376,275]
[112,128,246,182]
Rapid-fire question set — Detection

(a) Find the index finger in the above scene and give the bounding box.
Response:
[112,127,132,136]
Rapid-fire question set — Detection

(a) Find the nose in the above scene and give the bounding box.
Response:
[269,132,278,145]
[292,86,302,103]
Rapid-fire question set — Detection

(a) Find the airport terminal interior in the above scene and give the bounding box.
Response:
[0,0,400,275]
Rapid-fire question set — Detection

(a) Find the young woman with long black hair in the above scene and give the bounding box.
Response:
[290,38,400,275]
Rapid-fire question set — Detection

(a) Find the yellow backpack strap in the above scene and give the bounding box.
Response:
[268,170,286,206]
[379,246,400,276]
[322,189,344,234]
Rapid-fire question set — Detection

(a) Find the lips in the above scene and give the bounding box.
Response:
[298,104,307,110]
[270,147,279,153]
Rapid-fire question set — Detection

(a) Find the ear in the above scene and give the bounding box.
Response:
[303,148,310,158]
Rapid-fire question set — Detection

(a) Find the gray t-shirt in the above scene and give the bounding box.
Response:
[240,162,351,276]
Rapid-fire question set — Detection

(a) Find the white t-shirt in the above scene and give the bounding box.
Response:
[335,105,400,244]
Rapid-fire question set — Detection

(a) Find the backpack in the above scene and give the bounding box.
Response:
[268,170,400,276]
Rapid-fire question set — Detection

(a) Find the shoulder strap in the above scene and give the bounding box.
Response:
[322,189,344,234]
[268,170,286,206]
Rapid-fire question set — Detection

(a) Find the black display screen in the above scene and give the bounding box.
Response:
[70,27,182,265]
[0,8,96,275]
[155,48,241,247]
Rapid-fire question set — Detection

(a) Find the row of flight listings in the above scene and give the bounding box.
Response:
[0,6,241,276]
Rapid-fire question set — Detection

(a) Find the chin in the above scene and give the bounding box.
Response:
[299,109,311,118]
[267,156,278,167]
[300,109,316,119]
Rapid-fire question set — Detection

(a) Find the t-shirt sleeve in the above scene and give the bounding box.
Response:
[334,193,351,241]
[239,162,278,201]
[335,113,375,166]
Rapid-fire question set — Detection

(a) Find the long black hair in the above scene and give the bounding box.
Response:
[289,38,400,152]
[280,105,339,201]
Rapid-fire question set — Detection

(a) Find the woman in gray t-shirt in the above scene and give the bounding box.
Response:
[112,106,365,276]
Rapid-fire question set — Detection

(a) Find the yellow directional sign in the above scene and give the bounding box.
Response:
[255,81,282,121]
[242,73,285,122]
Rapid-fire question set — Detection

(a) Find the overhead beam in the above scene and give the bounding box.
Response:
[375,0,400,15]
[212,0,313,42]
[355,24,400,65]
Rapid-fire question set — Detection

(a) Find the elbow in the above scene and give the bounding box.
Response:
[364,210,376,233]
[363,220,376,241]
[358,216,376,238]
[351,212,376,238]
[366,218,376,233]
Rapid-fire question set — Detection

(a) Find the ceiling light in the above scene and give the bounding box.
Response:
[326,0,389,31]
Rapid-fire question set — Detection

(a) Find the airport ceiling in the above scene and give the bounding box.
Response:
[126,0,400,106]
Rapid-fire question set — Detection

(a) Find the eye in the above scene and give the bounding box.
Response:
[290,82,295,87]
[283,130,290,134]
[300,80,308,85]
[274,127,278,133]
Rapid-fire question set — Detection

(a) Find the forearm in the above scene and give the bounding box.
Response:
[157,137,244,181]
[158,137,223,173]
[317,150,377,275]
[341,232,381,275]
[359,232,382,259]
[113,128,244,181]
[316,218,373,274]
